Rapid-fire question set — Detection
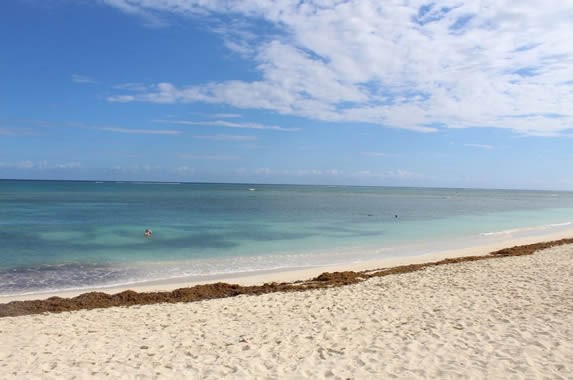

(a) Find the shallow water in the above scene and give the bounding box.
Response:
[2,180,573,295]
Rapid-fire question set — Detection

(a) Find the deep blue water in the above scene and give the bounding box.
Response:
[2,180,573,295]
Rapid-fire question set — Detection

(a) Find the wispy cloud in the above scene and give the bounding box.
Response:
[100,127,181,135]
[71,74,96,84]
[101,0,168,28]
[286,169,342,177]
[212,113,242,119]
[352,169,424,180]
[193,134,256,141]
[103,0,573,136]
[1,120,182,137]
[54,162,81,169]
[1,119,72,136]
[464,143,494,150]
[2,119,110,137]
[255,168,344,177]
[0,127,37,136]
[0,160,37,169]
[175,165,195,173]
[178,153,240,160]
[0,160,81,169]
[232,167,420,180]
[108,95,136,103]
[113,82,148,91]
[155,119,300,132]
[362,152,388,157]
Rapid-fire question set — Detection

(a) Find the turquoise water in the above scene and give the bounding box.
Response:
[2,180,573,295]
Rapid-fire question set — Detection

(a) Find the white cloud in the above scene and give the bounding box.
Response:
[0,160,80,170]
[212,113,241,119]
[104,0,573,136]
[155,119,300,132]
[283,169,333,176]
[233,167,420,180]
[193,134,256,141]
[362,152,388,157]
[101,0,168,27]
[175,165,195,173]
[255,167,272,175]
[108,95,136,103]
[113,82,149,91]
[71,74,96,84]
[323,169,342,176]
[464,143,494,150]
[209,17,263,59]
[17,160,35,169]
[0,128,12,136]
[385,170,423,180]
[352,169,424,180]
[233,167,343,177]
[100,127,181,135]
[55,162,81,169]
[178,153,240,160]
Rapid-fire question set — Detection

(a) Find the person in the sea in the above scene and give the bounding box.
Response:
[144,228,152,238]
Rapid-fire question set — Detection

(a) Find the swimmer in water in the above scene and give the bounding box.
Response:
[144,228,152,238]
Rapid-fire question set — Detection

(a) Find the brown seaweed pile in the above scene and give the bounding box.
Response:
[1,238,572,318]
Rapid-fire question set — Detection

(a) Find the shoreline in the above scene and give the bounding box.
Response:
[3,233,572,377]
[1,231,573,317]
[2,227,573,304]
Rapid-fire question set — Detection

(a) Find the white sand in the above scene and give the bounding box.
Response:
[1,245,572,379]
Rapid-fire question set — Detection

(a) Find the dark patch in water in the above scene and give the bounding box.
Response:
[226,229,313,242]
[314,224,382,238]
[142,233,237,250]
[0,263,130,294]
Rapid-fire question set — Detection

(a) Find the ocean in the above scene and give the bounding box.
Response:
[2,180,573,296]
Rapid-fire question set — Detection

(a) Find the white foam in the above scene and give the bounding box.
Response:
[549,222,573,227]
[480,221,573,236]
[131,182,181,185]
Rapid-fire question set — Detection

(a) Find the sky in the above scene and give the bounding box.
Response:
[1,0,573,189]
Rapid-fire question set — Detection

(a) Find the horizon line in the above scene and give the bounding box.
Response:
[0,178,570,193]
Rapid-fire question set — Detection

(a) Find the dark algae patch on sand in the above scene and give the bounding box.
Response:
[2,238,572,318]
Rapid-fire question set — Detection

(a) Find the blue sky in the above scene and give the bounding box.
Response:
[1,0,573,189]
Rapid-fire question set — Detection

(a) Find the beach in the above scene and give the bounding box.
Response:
[5,0,573,377]
[1,241,572,379]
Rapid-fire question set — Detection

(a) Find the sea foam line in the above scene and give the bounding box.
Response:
[480,221,573,236]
